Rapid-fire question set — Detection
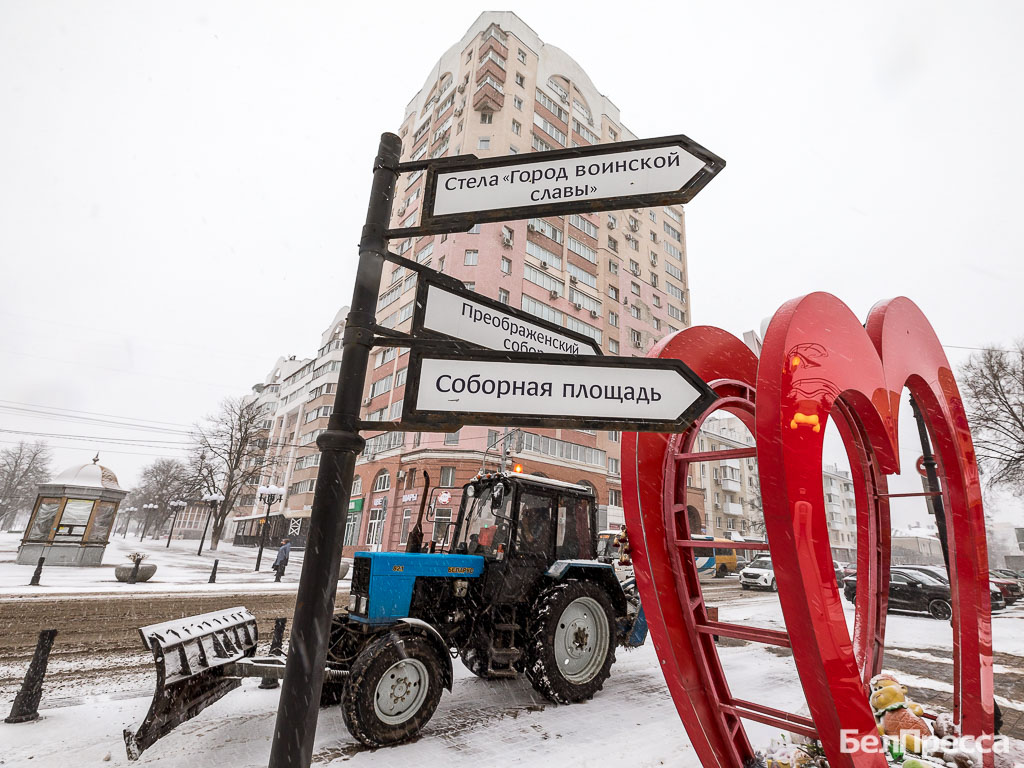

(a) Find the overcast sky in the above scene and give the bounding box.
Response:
[1,2,1021,524]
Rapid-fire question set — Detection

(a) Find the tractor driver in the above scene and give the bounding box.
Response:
[517,505,552,555]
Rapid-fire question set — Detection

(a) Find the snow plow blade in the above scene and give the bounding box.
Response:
[124,607,259,760]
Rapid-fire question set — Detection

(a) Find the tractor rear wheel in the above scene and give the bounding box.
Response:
[341,633,444,747]
[526,580,615,704]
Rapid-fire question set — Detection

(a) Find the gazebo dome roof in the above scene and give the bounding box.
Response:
[52,457,122,490]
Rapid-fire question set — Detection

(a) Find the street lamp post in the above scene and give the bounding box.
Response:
[255,485,285,572]
[121,506,138,538]
[140,503,159,539]
[197,492,224,557]
[166,499,187,548]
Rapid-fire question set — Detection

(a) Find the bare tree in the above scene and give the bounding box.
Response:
[132,458,200,538]
[958,340,1024,494]
[0,441,52,531]
[192,396,273,550]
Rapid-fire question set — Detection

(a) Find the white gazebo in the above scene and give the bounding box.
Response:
[17,455,128,566]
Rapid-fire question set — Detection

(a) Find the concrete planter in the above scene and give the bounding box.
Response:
[114,563,158,583]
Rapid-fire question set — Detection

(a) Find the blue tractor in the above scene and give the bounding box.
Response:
[124,472,646,757]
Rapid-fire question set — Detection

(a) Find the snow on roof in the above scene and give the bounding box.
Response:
[50,459,122,490]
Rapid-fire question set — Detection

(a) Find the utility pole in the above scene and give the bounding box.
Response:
[268,132,401,768]
[499,427,511,472]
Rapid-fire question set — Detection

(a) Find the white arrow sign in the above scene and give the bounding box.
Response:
[420,283,601,356]
[406,352,715,431]
[431,142,707,217]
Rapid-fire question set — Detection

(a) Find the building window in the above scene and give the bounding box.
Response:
[650,274,658,289]
[444,429,461,445]
[515,72,525,87]
[463,282,476,292]
[469,223,481,234]
[372,470,390,492]
[608,236,618,253]
[629,259,640,274]
[608,311,619,327]
[514,95,523,110]
[608,458,620,475]
[509,146,519,154]
[498,288,510,304]
[517,49,527,63]
[608,260,618,275]
[609,127,618,141]
[631,281,641,296]
[630,304,641,319]
[480,112,493,124]
[440,466,456,487]
[512,120,521,135]
[608,285,619,301]
[608,431,620,442]
[609,489,622,507]
[432,507,452,544]
[478,137,490,150]
[631,329,642,347]
[609,338,619,354]
[464,249,479,266]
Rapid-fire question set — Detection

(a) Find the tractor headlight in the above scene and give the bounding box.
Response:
[348,594,358,613]
[358,596,368,614]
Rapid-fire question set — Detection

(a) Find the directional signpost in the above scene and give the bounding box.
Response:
[403,349,715,432]
[269,130,725,768]
[387,133,724,238]
[412,272,602,356]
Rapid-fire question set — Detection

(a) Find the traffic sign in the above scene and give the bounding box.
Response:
[401,349,717,432]
[387,134,724,238]
[412,272,602,356]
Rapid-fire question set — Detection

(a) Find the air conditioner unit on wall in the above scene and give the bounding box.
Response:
[590,309,599,318]
[539,261,549,270]
[362,397,373,406]
[632,341,642,349]
[458,83,466,93]
[502,235,513,247]
[454,107,463,116]
[569,275,578,284]
[573,303,583,311]
[549,290,559,299]
[527,223,536,231]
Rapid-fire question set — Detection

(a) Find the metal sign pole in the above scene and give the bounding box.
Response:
[268,132,401,768]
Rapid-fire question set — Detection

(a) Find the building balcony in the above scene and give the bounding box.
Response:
[479,34,509,62]
[475,58,506,87]
[723,502,744,517]
[473,82,504,112]
[828,520,843,530]
[721,478,741,493]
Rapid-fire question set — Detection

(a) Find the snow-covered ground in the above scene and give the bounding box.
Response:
[0,532,352,596]
[4,536,1023,766]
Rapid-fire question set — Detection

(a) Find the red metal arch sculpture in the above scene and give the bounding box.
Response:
[622,294,993,768]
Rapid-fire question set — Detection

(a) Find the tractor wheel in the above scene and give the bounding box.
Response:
[341,633,444,747]
[526,580,615,704]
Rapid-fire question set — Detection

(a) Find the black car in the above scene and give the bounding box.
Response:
[843,567,1004,620]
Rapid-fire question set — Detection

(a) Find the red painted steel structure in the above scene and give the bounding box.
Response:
[622,294,994,768]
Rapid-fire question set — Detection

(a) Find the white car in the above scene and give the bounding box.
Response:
[740,556,776,591]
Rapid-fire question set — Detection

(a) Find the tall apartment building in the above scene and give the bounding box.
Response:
[341,12,694,554]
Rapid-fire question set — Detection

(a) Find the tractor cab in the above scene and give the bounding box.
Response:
[450,472,599,605]
[452,473,597,560]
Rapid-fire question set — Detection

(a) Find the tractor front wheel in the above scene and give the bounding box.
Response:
[341,633,444,747]
[526,580,615,704]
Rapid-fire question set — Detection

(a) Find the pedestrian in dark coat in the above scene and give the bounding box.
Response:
[273,538,291,582]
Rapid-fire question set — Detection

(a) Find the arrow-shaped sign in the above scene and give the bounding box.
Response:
[401,349,716,433]
[387,134,724,238]
[413,273,602,356]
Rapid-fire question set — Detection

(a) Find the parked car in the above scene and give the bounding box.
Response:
[897,565,1009,612]
[992,569,1024,589]
[832,561,845,585]
[988,572,1022,605]
[843,567,1004,620]
[842,563,857,579]
[740,556,776,591]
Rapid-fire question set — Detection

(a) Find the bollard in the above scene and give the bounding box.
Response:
[208,559,219,583]
[6,629,58,723]
[127,559,142,585]
[259,618,288,689]
[29,557,45,587]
